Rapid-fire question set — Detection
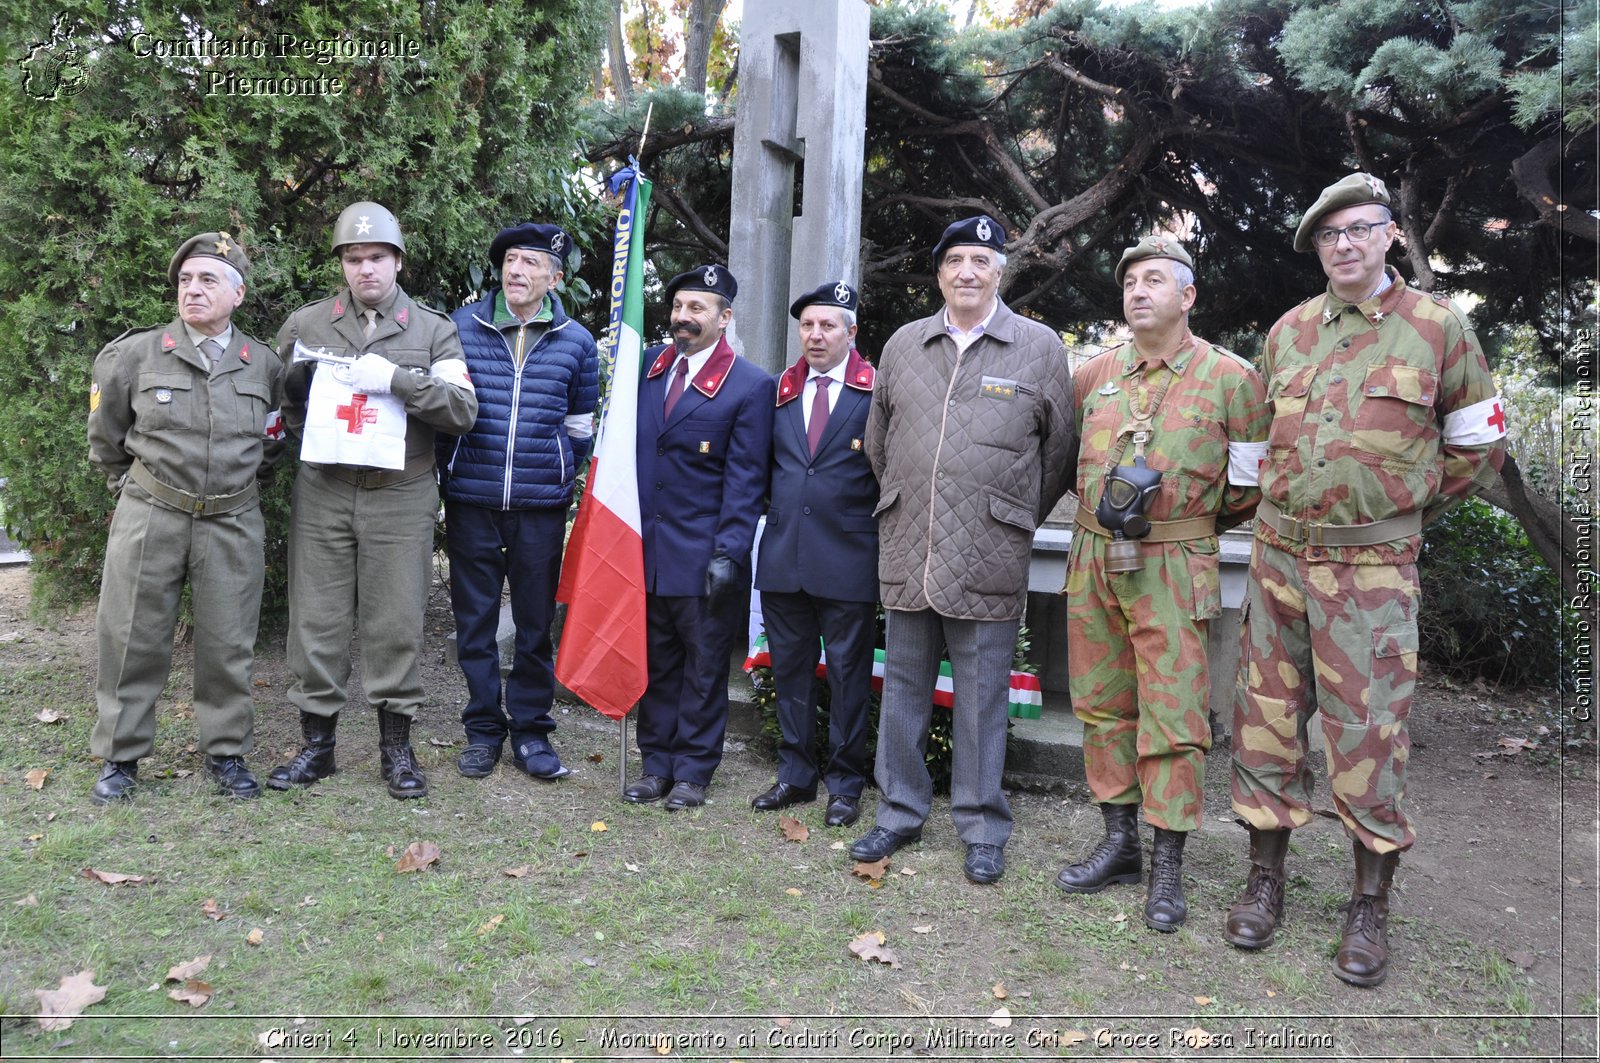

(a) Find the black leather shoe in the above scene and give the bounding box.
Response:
[623,774,672,803]
[457,744,501,778]
[1056,802,1142,894]
[751,781,816,811]
[824,794,861,828]
[848,825,921,862]
[664,780,707,810]
[965,843,1006,885]
[90,760,138,806]
[513,738,570,780]
[206,755,261,800]
[377,710,428,800]
[267,711,337,789]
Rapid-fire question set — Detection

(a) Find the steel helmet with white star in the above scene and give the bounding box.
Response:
[331,201,405,255]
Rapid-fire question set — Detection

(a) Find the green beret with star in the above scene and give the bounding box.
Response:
[1294,172,1392,252]
[167,230,251,286]
[1114,234,1196,285]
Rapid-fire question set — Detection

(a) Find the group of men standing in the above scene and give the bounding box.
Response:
[87,170,1505,989]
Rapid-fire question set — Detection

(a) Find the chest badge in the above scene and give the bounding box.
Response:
[1097,382,1120,396]
[851,438,863,451]
[155,388,173,404]
[698,441,711,454]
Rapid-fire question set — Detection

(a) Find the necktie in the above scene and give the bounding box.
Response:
[663,356,690,419]
[363,308,378,339]
[200,337,224,365]
[807,376,831,456]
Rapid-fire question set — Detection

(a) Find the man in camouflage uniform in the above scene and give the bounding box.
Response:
[87,231,285,804]
[1227,173,1507,985]
[270,201,477,800]
[1056,236,1268,932]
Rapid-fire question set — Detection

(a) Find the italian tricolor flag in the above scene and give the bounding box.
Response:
[555,165,652,719]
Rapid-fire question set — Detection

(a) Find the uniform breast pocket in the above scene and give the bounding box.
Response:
[1266,365,1317,451]
[135,372,194,431]
[973,380,1038,452]
[231,378,272,437]
[1352,363,1436,466]
[679,418,731,460]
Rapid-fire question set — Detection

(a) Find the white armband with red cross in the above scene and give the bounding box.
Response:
[263,408,284,441]
[1442,396,1507,446]
[1227,440,1268,486]
[430,357,473,391]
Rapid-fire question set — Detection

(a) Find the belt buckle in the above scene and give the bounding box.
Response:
[191,498,207,516]
[1306,521,1324,548]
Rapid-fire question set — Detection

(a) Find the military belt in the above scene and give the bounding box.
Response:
[307,451,434,489]
[129,458,258,517]
[1075,509,1216,543]
[1255,497,1421,548]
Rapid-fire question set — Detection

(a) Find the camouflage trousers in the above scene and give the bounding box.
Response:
[1231,539,1418,853]
[1066,534,1219,832]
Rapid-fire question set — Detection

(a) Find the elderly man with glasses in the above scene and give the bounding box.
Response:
[1226,173,1507,986]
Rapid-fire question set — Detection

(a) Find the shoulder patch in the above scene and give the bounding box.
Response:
[1211,345,1256,372]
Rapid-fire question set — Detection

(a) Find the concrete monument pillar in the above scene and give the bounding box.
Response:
[726,0,870,373]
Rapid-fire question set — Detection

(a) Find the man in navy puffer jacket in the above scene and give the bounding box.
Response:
[438,222,598,781]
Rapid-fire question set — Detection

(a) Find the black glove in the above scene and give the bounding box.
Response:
[705,552,739,609]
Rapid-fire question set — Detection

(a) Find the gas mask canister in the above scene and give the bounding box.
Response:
[1094,448,1162,573]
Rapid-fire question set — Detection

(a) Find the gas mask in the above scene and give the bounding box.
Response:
[1094,455,1162,572]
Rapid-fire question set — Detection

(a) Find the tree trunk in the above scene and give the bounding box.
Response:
[608,0,631,103]
[682,0,727,98]
[1477,452,1591,601]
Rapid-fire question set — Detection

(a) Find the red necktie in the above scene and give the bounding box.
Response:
[663,356,690,419]
[807,376,831,456]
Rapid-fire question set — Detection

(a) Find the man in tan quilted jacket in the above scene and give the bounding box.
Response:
[852,215,1076,884]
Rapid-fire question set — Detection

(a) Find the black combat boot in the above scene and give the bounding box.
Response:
[1055,802,1142,893]
[1224,827,1290,949]
[1334,841,1400,987]
[377,710,428,800]
[266,712,338,790]
[1143,828,1188,932]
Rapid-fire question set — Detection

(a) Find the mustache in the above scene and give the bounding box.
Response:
[671,319,702,335]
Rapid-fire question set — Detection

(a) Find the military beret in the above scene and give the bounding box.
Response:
[931,214,1006,271]
[1114,234,1196,286]
[489,222,570,269]
[1294,172,1392,253]
[168,231,250,287]
[665,263,737,303]
[789,280,859,319]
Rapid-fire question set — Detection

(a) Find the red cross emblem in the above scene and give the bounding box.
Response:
[264,410,285,440]
[1487,401,1506,433]
[336,393,380,434]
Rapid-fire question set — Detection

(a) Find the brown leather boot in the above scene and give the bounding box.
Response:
[1224,827,1290,949]
[1335,840,1399,987]
[266,712,338,789]
[378,710,428,800]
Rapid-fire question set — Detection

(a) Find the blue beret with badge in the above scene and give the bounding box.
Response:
[489,222,570,270]
[789,279,859,319]
[664,263,738,303]
[931,214,1006,271]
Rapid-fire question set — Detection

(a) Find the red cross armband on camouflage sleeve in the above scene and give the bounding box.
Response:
[1441,395,1508,446]
[1228,441,1268,486]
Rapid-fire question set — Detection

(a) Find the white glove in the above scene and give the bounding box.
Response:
[348,353,397,395]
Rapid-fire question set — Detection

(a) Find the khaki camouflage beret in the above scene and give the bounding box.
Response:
[1114,234,1195,286]
[168,231,250,286]
[1294,172,1392,252]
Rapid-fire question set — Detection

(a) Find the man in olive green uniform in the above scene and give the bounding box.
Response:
[1056,237,1268,932]
[1227,173,1507,986]
[87,231,286,805]
[270,202,477,800]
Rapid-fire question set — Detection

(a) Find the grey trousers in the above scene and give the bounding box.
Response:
[872,607,1017,847]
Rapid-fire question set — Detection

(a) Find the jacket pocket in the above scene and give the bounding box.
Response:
[1352,363,1436,466]
[136,372,194,431]
[872,486,900,518]
[1265,365,1316,451]
[231,378,272,437]
[966,490,1036,595]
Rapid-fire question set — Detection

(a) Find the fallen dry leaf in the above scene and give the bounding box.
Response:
[83,867,148,886]
[36,708,66,724]
[17,892,39,907]
[587,752,604,763]
[165,955,212,983]
[167,978,212,1007]
[846,930,901,968]
[654,1033,672,1054]
[394,841,441,873]
[502,866,530,878]
[1498,736,1537,753]
[34,969,107,1032]
[590,821,608,833]
[246,928,264,946]
[899,866,917,877]
[200,898,225,921]
[26,768,49,790]
[784,887,803,897]
[426,737,455,748]
[992,981,1008,1000]
[779,815,809,843]
[1193,994,1213,1006]
[851,857,890,880]
[1060,1030,1088,1047]
[988,1006,1012,1028]
[1265,989,1278,998]
[477,914,505,937]
[911,924,932,934]
[1181,1026,1215,1048]
[1110,911,1128,925]
[297,896,317,908]
[829,840,846,850]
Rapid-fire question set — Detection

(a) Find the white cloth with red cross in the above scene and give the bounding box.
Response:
[301,361,407,469]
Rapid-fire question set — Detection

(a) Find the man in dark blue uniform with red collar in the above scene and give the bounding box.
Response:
[751,281,879,827]
[626,264,775,810]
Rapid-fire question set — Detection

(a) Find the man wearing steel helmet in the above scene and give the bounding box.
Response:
[624,264,775,811]
[751,281,879,828]
[1226,173,1506,985]
[1053,236,1268,932]
[437,222,598,783]
[87,230,286,805]
[271,201,477,800]
[853,215,1075,885]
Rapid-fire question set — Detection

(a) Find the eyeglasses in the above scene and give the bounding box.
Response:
[1313,221,1388,247]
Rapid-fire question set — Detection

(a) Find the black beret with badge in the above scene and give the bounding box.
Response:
[489,222,570,270]
[168,231,251,286]
[789,279,859,319]
[664,262,738,303]
[1113,234,1196,286]
[931,214,1006,271]
[1294,172,1392,253]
